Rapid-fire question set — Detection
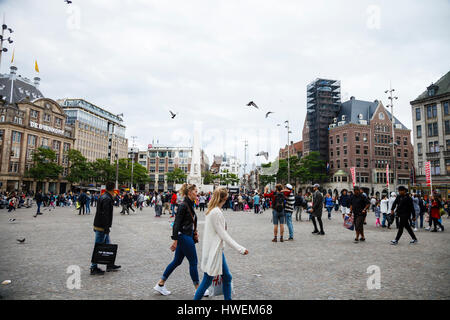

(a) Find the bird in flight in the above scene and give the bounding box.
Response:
[169,110,178,119]
[17,238,25,243]
[64,0,72,4]
[265,111,274,118]
[256,151,269,161]
[246,101,259,109]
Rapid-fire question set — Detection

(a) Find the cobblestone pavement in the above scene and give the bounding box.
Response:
[0,204,449,300]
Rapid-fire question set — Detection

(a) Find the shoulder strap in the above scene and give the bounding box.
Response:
[185,202,197,232]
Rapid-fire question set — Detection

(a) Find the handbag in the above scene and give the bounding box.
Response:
[209,275,234,297]
[343,215,354,231]
[91,243,118,265]
[186,204,199,243]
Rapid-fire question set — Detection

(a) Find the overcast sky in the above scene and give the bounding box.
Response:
[1,0,449,169]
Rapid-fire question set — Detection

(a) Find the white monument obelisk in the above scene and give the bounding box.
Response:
[187,121,202,186]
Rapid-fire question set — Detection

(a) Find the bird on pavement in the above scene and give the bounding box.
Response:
[169,111,178,119]
[246,101,259,109]
[17,238,25,243]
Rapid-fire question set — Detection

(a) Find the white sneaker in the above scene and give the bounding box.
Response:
[204,289,210,297]
[154,283,171,296]
[413,228,418,232]
[425,226,431,231]
[390,240,398,245]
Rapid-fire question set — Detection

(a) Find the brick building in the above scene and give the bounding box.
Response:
[279,140,303,159]
[327,97,413,197]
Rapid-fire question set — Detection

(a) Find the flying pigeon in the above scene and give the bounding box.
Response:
[65,0,72,4]
[265,111,274,118]
[256,151,269,161]
[246,101,259,109]
[17,238,25,243]
[169,111,178,119]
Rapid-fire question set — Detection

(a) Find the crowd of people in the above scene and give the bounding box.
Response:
[3,181,448,300]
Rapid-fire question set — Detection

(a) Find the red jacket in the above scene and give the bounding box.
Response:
[430,201,441,219]
[170,193,177,205]
[263,191,290,209]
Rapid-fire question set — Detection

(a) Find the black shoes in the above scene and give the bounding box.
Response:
[319,231,325,235]
[106,265,121,272]
[312,230,319,234]
[280,237,284,242]
[90,267,105,275]
[359,238,365,242]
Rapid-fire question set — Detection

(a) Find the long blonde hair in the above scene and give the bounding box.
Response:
[206,187,228,215]
[179,183,196,197]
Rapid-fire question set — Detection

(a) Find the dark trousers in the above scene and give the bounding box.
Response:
[311,216,324,232]
[432,217,444,231]
[199,203,205,211]
[79,203,85,215]
[395,215,417,241]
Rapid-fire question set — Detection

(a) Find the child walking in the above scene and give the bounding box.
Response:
[375,200,381,227]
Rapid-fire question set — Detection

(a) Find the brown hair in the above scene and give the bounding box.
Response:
[206,187,229,215]
[179,183,197,197]
[275,184,283,192]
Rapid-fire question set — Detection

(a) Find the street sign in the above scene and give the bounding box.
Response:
[425,161,432,187]
[350,167,356,187]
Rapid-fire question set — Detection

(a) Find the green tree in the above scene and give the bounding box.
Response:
[202,171,219,185]
[294,151,327,184]
[276,156,300,184]
[259,174,276,188]
[166,167,187,184]
[66,149,91,184]
[219,170,240,187]
[26,147,63,182]
[89,159,115,184]
[132,161,150,185]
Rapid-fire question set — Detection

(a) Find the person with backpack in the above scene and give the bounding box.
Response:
[309,184,325,235]
[78,190,87,215]
[264,184,290,242]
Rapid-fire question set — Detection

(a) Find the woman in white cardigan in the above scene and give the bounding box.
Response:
[193,187,248,300]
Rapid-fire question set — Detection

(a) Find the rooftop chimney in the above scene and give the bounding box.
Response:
[34,76,41,88]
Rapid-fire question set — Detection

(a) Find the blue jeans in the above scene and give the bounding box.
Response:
[36,202,42,213]
[162,233,199,285]
[170,204,176,216]
[382,213,387,226]
[285,212,294,238]
[86,203,91,214]
[194,253,232,300]
[326,206,333,218]
[90,230,111,269]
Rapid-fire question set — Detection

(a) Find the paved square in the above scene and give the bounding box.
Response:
[0,205,449,300]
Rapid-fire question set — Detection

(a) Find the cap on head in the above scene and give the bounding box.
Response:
[398,186,407,192]
[391,192,396,197]
[313,184,320,188]
[286,184,293,190]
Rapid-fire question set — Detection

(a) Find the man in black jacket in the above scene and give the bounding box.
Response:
[90,182,121,275]
[78,190,87,215]
[34,190,43,217]
[390,186,418,245]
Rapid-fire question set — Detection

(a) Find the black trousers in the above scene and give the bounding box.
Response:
[395,215,417,241]
[79,203,85,215]
[311,216,324,232]
[199,203,205,211]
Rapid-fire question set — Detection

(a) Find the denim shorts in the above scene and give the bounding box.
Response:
[272,210,286,225]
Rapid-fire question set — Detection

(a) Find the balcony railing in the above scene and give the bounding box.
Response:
[426,152,440,158]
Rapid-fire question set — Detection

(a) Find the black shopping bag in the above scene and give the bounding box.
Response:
[91,243,118,265]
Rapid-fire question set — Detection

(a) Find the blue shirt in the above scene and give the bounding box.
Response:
[253,195,260,205]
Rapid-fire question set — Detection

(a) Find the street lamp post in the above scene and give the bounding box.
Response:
[0,14,14,72]
[385,85,398,193]
[285,120,291,184]
[112,113,123,191]
[130,135,137,191]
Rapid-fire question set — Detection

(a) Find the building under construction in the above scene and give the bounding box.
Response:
[303,78,341,161]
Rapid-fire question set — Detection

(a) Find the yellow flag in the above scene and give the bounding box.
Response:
[35,60,39,73]
[11,49,14,64]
